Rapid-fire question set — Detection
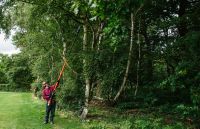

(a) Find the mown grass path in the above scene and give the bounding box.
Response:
[0,92,83,129]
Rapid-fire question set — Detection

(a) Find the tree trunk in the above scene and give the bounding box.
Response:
[95,22,104,99]
[90,21,105,100]
[114,12,134,102]
[140,14,153,84]
[113,4,143,102]
[135,20,141,96]
[95,80,101,98]
[144,28,153,83]
[80,20,90,120]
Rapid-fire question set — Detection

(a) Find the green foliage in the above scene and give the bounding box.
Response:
[0,71,7,83]
[0,54,34,91]
[56,72,84,110]
[0,0,199,128]
[7,67,31,90]
[0,55,9,85]
[176,104,199,120]
[190,86,200,106]
[0,84,11,91]
[132,117,186,129]
[0,1,12,34]
[30,82,40,90]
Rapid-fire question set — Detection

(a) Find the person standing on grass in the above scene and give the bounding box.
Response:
[42,80,60,124]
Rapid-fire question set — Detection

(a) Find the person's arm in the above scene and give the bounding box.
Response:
[51,80,60,91]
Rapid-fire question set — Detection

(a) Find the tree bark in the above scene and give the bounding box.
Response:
[95,22,104,99]
[80,19,90,120]
[114,12,134,102]
[144,27,153,83]
[113,4,143,102]
[90,21,105,100]
[97,22,104,51]
[135,20,141,96]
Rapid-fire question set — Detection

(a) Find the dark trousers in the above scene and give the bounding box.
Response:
[45,102,56,123]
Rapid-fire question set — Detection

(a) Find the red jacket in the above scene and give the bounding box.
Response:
[42,82,59,101]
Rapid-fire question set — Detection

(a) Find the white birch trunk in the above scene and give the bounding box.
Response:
[113,4,143,102]
[114,12,134,102]
[80,21,90,120]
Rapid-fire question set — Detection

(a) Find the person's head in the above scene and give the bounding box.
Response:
[42,81,49,89]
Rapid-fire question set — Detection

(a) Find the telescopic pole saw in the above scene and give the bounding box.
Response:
[53,59,67,91]
[48,59,67,106]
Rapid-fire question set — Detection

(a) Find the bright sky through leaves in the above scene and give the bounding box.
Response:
[0,31,20,55]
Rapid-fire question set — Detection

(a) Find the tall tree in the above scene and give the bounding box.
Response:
[114,0,144,102]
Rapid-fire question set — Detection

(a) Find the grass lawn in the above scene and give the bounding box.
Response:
[0,92,195,129]
[0,92,83,129]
